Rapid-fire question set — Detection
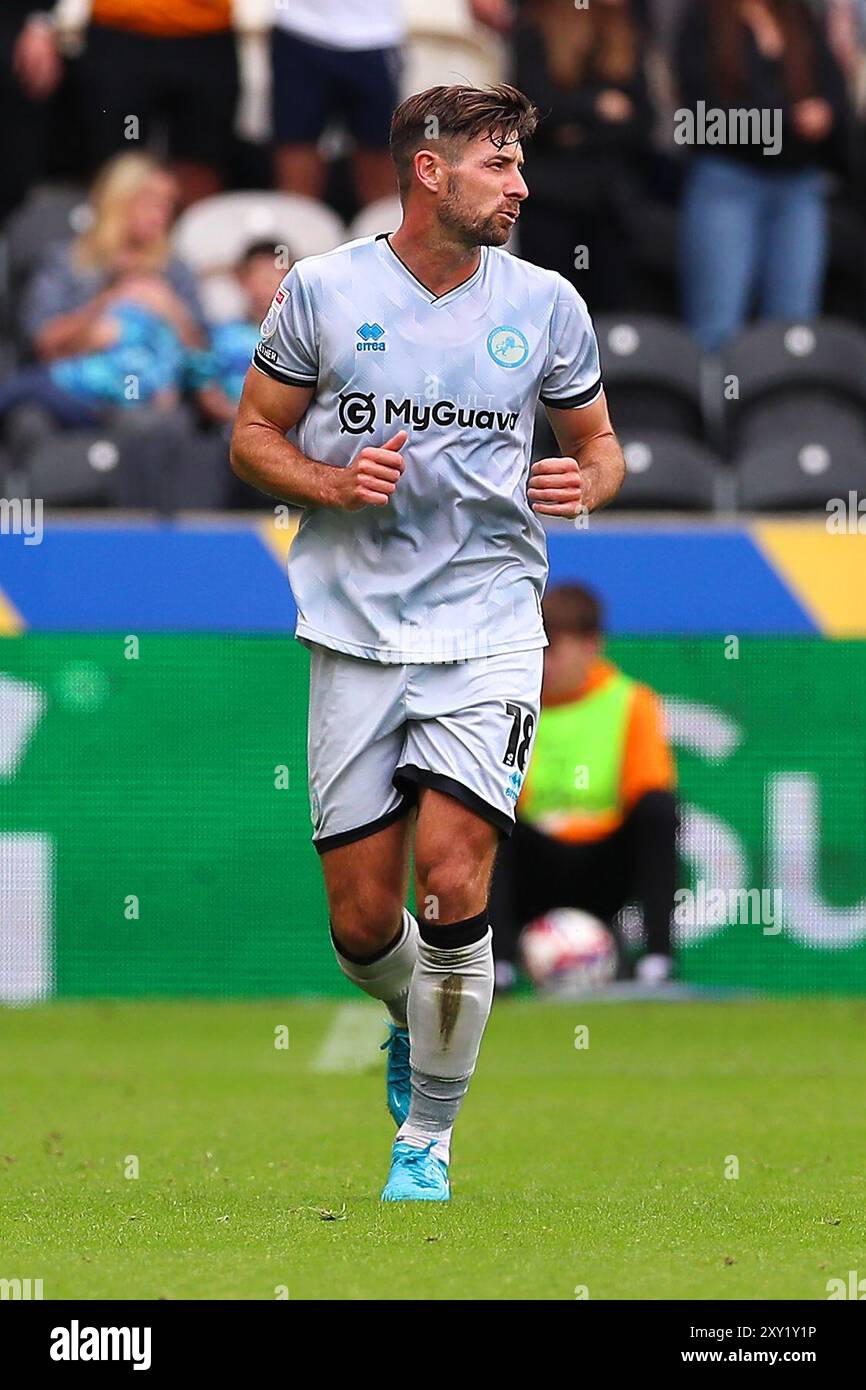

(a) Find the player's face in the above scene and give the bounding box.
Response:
[437,134,528,248]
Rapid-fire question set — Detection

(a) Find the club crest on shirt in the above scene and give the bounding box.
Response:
[487,326,529,368]
[260,287,288,340]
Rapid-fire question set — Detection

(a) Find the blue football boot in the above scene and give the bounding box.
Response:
[380,1139,450,1202]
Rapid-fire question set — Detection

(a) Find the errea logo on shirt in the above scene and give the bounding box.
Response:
[356,323,386,352]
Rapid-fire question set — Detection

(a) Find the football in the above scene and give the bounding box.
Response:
[519,909,617,992]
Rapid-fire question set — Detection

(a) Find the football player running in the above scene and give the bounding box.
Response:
[231,84,625,1201]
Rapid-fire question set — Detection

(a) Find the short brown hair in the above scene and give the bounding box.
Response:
[543,584,604,640]
[389,83,538,200]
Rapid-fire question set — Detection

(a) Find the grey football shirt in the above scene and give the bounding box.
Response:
[253,234,602,664]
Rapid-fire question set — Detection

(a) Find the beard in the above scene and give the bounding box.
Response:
[437,172,515,248]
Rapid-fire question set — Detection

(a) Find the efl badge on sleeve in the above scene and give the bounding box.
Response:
[260,286,288,340]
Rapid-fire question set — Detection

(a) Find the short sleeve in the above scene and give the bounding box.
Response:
[253,264,318,387]
[539,276,603,410]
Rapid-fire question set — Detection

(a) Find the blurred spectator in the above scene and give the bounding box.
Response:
[62,0,243,206]
[512,0,653,311]
[632,0,692,44]
[470,0,518,32]
[827,0,865,80]
[676,0,849,351]
[189,241,289,426]
[489,584,678,989]
[1,6,63,220]
[2,154,205,438]
[828,0,866,211]
[0,298,188,428]
[21,153,205,361]
[271,0,404,206]
[471,0,664,30]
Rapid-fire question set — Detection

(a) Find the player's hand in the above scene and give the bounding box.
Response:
[528,456,583,518]
[336,430,408,511]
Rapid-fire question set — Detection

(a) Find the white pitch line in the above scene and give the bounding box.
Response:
[312,1003,385,1074]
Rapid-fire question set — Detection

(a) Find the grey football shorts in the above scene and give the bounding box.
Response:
[306,642,544,853]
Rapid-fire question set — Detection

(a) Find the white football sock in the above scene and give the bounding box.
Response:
[331,908,419,1026]
[399,915,494,1163]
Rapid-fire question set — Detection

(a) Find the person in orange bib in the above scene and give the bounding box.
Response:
[489,582,678,989]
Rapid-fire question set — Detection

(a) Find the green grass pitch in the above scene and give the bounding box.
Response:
[1,998,863,1301]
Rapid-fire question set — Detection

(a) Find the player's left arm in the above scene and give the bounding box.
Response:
[530,392,625,518]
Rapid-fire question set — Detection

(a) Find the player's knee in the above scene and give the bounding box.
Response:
[328,882,403,956]
[415,845,489,924]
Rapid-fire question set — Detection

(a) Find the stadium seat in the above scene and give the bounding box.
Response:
[736,434,866,512]
[14,429,129,507]
[347,197,403,243]
[723,319,866,455]
[3,185,90,334]
[173,192,347,321]
[3,185,91,276]
[594,314,705,441]
[734,396,866,454]
[173,192,345,272]
[2,402,59,464]
[611,431,719,512]
[16,408,209,511]
[170,430,236,511]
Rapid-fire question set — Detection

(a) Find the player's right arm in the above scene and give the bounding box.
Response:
[229,367,407,511]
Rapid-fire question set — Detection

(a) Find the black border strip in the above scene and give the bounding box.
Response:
[253,351,317,388]
[393,764,513,838]
[313,796,414,856]
[539,378,604,410]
